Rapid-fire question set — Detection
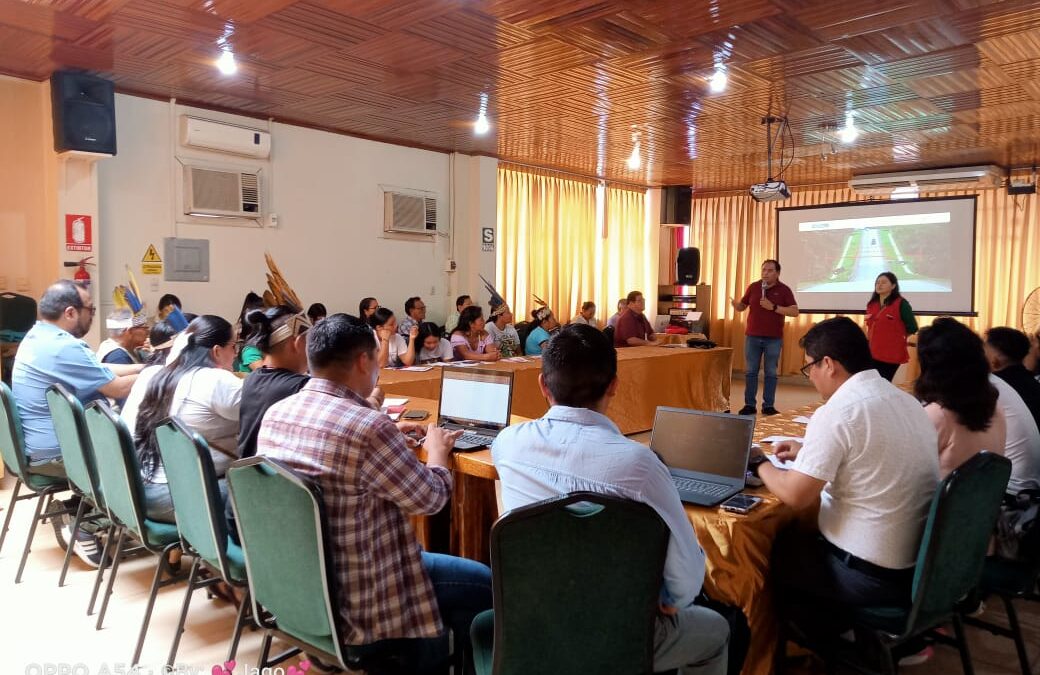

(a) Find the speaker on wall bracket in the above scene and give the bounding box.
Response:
[677,247,700,285]
[661,185,693,226]
[51,70,116,156]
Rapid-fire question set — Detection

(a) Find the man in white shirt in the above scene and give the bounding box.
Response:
[989,374,1040,493]
[493,324,729,675]
[751,317,939,623]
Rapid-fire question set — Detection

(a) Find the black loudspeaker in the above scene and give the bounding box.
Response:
[677,247,700,285]
[661,185,692,225]
[51,70,116,155]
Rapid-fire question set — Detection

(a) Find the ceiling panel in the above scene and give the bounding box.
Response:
[1,0,1040,190]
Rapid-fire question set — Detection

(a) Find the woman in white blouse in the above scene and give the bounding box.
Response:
[369,307,418,367]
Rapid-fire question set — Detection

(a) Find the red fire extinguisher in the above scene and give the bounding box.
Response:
[63,256,95,290]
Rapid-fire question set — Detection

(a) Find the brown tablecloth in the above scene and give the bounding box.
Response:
[381,345,733,435]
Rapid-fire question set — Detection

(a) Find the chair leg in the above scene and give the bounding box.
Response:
[88,524,117,616]
[1000,595,1030,675]
[132,542,179,665]
[97,528,127,630]
[227,588,251,663]
[166,556,202,668]
[951,614,975,675]
[15,491,50,583]
[58,498,88,587]
[258,630,274,670]
[0,479,22,554]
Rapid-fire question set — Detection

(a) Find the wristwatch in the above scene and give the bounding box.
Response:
[748,455,768,478]
[773,304,781,313]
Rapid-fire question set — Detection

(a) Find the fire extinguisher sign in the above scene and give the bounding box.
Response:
[65,214,93,252]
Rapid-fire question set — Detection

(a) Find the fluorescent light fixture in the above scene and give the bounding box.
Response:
[838,111,859,144]
[216,49,237,75]
[709,65,727,93]
[474,111,490,135]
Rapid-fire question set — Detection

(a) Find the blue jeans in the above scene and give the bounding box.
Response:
[351,552,492,674]
[744,336,783,408]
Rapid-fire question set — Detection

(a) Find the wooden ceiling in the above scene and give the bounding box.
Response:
[3,0,1040,190]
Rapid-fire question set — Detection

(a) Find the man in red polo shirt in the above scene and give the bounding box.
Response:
[614,290,659,347]
[731,259,798,416]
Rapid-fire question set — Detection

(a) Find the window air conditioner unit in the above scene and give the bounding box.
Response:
[848,165,1002,195]
[383,191,438,234]
[183,165,261,219]
[180,116,271,159]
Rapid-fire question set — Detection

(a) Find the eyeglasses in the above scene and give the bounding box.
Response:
[800,359,822,378]
[80,305,97,316]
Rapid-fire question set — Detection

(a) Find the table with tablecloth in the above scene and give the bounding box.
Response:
[381,345,732,435]
[408,393,822,675]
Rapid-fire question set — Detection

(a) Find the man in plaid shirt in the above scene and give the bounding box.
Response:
[258,313,492,673]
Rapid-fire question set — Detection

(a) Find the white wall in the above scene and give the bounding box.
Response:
[98,94,495,327]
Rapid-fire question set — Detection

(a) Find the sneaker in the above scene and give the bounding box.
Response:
[738,405,757,416]
[47,500,72,552]
[761,406,780,416]
[898,646,933,667]
[967,600,986,618]
[65,525,104,568]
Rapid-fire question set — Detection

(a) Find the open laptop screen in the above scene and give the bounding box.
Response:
[650,407,754,479]
[438,368,513,430]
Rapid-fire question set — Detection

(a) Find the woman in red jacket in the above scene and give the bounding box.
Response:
[866,272,918,381]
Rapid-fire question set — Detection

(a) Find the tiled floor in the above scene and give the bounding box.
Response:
[0,375,1035,674]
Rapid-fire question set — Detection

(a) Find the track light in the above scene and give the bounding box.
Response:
[709,65,727,93]
[216,49,237,76]
[838,111,859,144]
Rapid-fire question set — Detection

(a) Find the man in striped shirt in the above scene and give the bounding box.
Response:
[258,313,491,673]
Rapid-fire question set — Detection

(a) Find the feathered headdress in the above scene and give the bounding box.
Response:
[263,252,303,312]
[479,274,512,317]
[111,266,149,327]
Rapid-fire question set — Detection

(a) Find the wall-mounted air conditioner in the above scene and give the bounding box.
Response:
[849,165,1003,195]
[383,190,438,235]
[183,165,261,219]
[180,116,271,159]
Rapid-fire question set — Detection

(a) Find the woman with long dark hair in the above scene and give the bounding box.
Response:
[416,322,454,364]
[234,291,265,372]
[359,297,379,321]
[450,306,500,362]
[131,315,243,522]
[915,317,1006,477]
[369,307,417,367]
[865,272,917,381]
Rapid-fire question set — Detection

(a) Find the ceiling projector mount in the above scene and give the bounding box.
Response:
[750,114,792,203]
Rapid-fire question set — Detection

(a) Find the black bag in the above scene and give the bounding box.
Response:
[686,337,717,349]
[996,489,1040,561]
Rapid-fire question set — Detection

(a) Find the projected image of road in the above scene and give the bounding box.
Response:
[796,214,953,293]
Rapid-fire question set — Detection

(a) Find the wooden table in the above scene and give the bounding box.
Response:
[407,394,822,675]
[381,345,733,435]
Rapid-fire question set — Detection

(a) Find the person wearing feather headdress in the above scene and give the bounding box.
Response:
[486,300,521,358]
[97,309,149,365]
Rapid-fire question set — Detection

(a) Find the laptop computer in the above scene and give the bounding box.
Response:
[649,407,756,506]
[437,367,514,451]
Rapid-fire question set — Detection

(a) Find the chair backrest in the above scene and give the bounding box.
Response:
[906,451,1012,632]
[227,457,346,667]
[155,417,235,579]
[488,492,669,675]
[84,400,149,541]
[47,384,102,504]
[0,381,31,481]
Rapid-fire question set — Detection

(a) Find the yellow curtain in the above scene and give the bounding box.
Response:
[691,186,1040,375]
[598,185,653,319]
[496,167,597,324]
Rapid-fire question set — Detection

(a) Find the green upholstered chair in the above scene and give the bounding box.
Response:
[46,383,108,589]
[470,491,669,675]
[84,400,184,665]
[963,491,1040,675]
[229,456,425,674]
[0,381,71,583]
[155,417,250,668]
[779,451,1013,675]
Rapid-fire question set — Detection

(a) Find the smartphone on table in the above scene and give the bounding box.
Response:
[720,494,762,514]
[402,409,429,421]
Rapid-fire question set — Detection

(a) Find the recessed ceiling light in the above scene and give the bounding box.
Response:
[216,49,237,76]
[709,65,727,93]
[474,111,490,135]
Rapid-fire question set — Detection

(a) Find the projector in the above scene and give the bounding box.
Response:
[749,180,790,202]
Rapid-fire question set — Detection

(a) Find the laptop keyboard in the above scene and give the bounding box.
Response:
[457,432,494,446]
[672,476,730,497]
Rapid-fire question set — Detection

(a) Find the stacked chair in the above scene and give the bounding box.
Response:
[0,381,71,583]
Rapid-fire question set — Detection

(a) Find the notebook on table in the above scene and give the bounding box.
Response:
[649,407,756,506]
[437,367,514,451]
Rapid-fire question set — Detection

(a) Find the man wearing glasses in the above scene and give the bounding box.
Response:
[398,296,427,336]
[12,280,143,477]
[747,317,938,646]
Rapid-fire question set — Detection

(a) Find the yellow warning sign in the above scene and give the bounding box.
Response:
[141,244,163,275]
